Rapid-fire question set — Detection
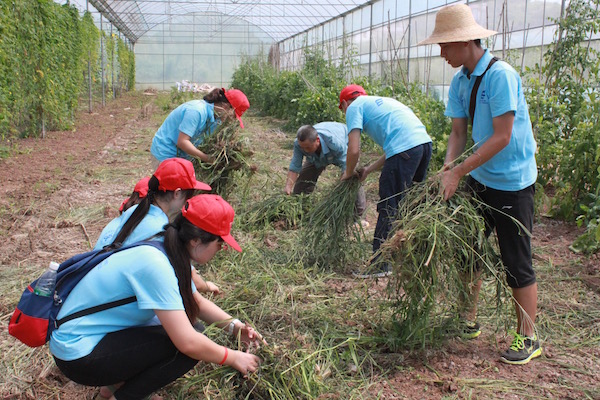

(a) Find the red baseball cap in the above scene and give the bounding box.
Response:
[181,194,242,252]
[119,198,128,213]
[119,176,151,212]
[153,158,211,192]
[133,176,151,198]
[338,84,367,109]
[223,88,250,129]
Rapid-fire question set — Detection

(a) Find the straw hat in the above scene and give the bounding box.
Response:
[418,4,497,45]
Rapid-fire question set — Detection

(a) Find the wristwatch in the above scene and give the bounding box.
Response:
[228,318,241,335]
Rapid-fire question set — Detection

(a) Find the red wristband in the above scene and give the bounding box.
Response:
[218,347,228,365]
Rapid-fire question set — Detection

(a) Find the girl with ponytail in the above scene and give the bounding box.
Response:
[95,158,219,294]
[51,194,264,400]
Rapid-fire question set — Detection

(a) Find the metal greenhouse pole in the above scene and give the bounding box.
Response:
[342,17,346,74]
[86,0,92,113]
[368,3,373,78]
[407,0,412,83]
[118,31,123,91]
[101,14,105,107]
[521,0,529,73]
[111,24,115,99]
[322,24,325,56]
[539,0,547,81]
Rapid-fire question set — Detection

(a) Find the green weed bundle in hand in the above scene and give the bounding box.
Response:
[192,121,253,198]
[301,178,365,270]
[377,179,502,348]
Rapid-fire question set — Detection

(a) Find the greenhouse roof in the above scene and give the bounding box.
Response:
[88,0,373,44]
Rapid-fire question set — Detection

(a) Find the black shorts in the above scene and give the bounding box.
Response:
[465,176,536,289]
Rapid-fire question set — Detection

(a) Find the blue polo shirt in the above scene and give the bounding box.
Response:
[345,96,431,159]
[94,204,168,250]
[289,122,348,172]
[150,100,220,162]
[445,49,537,191]
[49,244,185,361]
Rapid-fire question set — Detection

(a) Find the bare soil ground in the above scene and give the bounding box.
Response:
[1,92,599,399]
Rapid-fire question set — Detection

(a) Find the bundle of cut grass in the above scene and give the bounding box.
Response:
[177,330,369,399]
[191,121,253,198]
[301,178,367,270]
[375,178,505,349]
[239,192,310,230]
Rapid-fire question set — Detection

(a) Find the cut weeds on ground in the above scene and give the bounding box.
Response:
[1,92,599,399]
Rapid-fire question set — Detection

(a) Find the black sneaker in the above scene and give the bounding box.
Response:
[460,320,482,339]
[352,264,391,279]
[443,318,482,339]
[500,332,542,365]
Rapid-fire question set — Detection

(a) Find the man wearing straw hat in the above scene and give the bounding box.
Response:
[419,3,540,365]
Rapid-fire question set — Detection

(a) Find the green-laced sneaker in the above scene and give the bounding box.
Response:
[500,332,542,365]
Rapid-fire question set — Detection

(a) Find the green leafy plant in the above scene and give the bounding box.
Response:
[525,0,600,251]
[0,1,135,139]
[570,185,600,254]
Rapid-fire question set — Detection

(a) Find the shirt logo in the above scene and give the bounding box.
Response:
[480,90,489,104]
[375,98,383,106]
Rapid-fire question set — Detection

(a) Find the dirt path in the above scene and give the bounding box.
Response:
[0,94,157,269]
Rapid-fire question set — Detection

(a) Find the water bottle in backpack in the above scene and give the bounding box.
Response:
[33,261,59,297]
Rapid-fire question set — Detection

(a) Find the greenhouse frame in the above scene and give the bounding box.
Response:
[61,0,592,99]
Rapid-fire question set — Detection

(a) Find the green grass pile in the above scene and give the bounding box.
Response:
[239,192,310,230]
[180,334,372,399]
[301,178,367,270]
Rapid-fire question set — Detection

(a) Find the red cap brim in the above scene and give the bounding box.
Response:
[193,181,212,191]
[222,233,242,252]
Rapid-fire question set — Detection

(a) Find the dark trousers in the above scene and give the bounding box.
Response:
[54,326,198,400]
[465,176,536,288]
[373,142,432,255]
[293,162,367,217]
